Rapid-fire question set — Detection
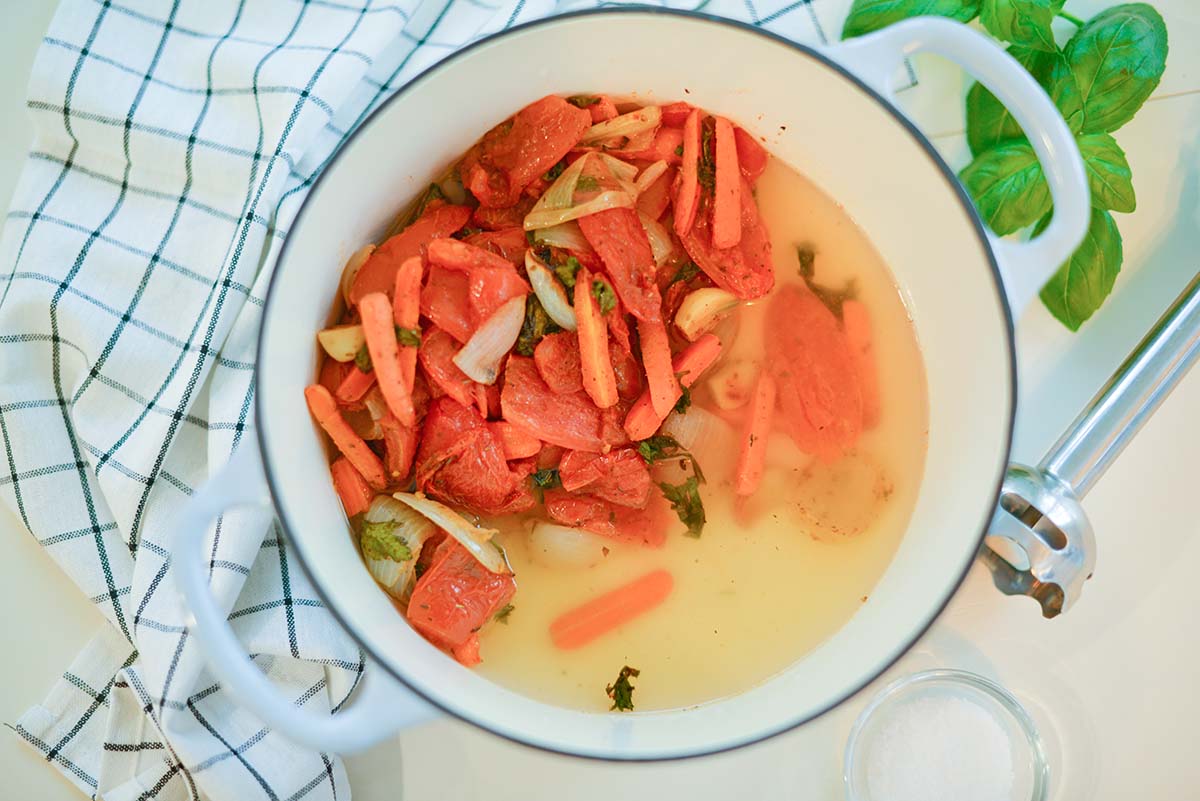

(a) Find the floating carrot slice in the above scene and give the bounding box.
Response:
[305,384,387,489]
[330,456,374,517]
[349,204,471,305]
[766,284,862,461]
[575,268,619,410]
[549,569,674,650]
[393,256,422,395]
[624,334,722,441]
[335,366,376,404]
[360,292,415,427]
[734,126,769,183]
[841,300,881,429]
[673,109,702,238]
[637,317,679,419]
[488,421,542,460]
[711,117,741,250]
[734,370,776,497]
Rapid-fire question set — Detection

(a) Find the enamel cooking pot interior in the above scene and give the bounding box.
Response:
[175,9,1089,761]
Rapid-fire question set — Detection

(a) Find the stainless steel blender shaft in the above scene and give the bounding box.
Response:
[983,272,1200,616]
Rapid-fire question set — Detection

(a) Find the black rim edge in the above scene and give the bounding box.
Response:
[255,6,1018,763]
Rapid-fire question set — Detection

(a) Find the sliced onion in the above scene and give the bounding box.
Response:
[675,287,740,341]
[527,153,589,221]
[392,492,510,575]
[581,105,662,145]
[344,406,382,440]
[524,190,635,230]
[527,521,611,569]
[317,323,365,362]
[598,154,638,183]
[525,251,577,331]
[639,211,673,266]
[531,221,589,252]
[452,295,526,384]
[362,496,437,600]
[635,160,669,194]
[661,406,721,451]
[340,244,375,307]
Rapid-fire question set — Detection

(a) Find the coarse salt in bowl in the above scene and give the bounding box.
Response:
[844,669,1049,801]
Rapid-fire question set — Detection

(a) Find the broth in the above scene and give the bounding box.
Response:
[476,159,927,711]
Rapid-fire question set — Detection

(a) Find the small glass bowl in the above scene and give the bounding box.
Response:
[843,669,1049,801]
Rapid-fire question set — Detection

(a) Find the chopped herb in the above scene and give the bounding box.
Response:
[568,95,601,108]
[543,159,567,182]
[453,225,483,240]
[796,246,857,318]
[575,175,601,192]
[531,468,561,489]
[494,603,514,624]
[697,116,716,192]
[673,383,692,414]
[395,326,422,347]
[516,295,560,356]
[534,245,555,268]
[667,261,700,287]
[591,278,617,314]
[606,665,640,711]
[659,475,706,538]
[354,344,373,374]
[637,434,705,483]
[414,561,427,579]
[555,256,582,291]
[525,230,538,245]
[674,144,684,157]
[361,520,413,562]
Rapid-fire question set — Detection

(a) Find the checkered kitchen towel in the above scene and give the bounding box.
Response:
[1,0,861,798]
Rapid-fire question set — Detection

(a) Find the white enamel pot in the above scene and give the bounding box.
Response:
[175,9,1089,760]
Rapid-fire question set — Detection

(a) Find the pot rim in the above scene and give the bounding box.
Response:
[256,6,1017,762]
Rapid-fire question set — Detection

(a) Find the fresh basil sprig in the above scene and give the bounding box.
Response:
[844,1,1166,330]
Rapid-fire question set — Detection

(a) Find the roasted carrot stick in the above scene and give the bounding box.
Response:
[734,370,776,497]
[360,292,415,427]
[549,569,674,650]
[330,456,374,517]
[673,108,702,238]
[575,268,619,410]
[637,317,680,419]
[305,384,387,489]
[711,117,742,250]
[393,255,422,395]
[489,421,541,460]
[841,299,881,430]
[624,334,723,441]
[335,366,376,403]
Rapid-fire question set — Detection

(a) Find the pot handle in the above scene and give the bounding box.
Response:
[174,444,434,754]
[827,17,1090,316]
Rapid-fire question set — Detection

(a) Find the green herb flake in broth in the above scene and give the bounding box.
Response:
[516,296,560,357]
[576,175,601,193]
[606,665,640,711]
[568,95,601,108]
[555,256,582,291]
[354,344,373,374]
[668,261,700,287]
[659,476,706,538]
[673,383,692,414]
[591,278,617,315]
[543,160,567,182]
[395,326,422,347]
[494,604,515,624]
[361,521,412,562]
[531,468,561,489]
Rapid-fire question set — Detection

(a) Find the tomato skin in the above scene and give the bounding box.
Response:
[766,284,862,461]
[407,540,515,652]
[544,489,668,547]
[534,331,584,394]
[733,126,769,183]
[350,204,471,305]
[463,227,526,266]
[415,397,535,516]
[558,447,651,508]
[500,356,630,453]
[578,208,663,323]
[421,265,474,344]
[680,179,774,300]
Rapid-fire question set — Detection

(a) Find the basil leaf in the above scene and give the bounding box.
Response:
[980,0,1063,52]
[966,45,1055,156]
[1078,133,1136,213]
[1044,48,1085,134]
[842,0,979,39]
[959,141,1051,235]
[1038,207,1122,330]
[1065,4,1168,134]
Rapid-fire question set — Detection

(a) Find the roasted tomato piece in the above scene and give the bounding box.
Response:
[558,447,651,508]
[766,284,862,461]
[463,227,527,267]
[471,195,535,231]
[421,265,474,344]
[462,96,591,208]
[680,181,774,300]
[468,266,529,325]
[543,489,668,547]
[578,208,663,322]
[407,540,515,655]
[417,327,478,410]
[349,204,471,304]
[415,397,535,516]
[533,331,584,394]
[500,356,630,453]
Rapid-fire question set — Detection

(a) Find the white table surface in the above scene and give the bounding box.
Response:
[2,2,1198,799]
